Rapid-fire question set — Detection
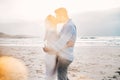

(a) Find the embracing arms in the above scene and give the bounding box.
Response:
[43,40,74,55]
[43,24,76,56]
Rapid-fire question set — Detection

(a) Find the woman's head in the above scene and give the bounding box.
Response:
[45,15,57,28]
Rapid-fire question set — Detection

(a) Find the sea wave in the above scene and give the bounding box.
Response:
[0,37,120,47]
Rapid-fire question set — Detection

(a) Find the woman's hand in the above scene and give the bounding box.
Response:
[43,47,59,55]
[43,47,50,52]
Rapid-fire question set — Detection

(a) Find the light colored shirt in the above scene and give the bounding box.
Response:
[52,19,77,61]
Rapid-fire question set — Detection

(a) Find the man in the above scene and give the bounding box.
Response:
[44,7,77,80]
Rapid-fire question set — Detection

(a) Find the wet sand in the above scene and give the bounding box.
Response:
[0,46,120,80]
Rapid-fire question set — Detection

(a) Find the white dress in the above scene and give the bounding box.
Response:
[44,27,58,80]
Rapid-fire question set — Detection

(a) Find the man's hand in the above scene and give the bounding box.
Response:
[60,40,74,51]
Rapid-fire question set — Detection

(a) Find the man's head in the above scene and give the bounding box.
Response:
[55,7,69,23]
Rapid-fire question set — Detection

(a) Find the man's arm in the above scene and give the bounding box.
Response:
[61,40,74,50]
[51,25,74,51]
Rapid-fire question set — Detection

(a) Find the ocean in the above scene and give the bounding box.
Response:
[0,37,120,47]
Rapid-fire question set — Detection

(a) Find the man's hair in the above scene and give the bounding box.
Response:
[55,7,68,16]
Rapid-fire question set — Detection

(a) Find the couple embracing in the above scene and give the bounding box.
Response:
[43,7,77,80]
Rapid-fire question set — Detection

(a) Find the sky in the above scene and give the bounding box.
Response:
[0,0,120,22]
[0,0,120,36]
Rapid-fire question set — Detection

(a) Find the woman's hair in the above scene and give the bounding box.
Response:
[45,15,57,26]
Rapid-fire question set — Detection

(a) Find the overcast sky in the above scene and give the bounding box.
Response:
[0,0,120,22]
[0,0,120,36]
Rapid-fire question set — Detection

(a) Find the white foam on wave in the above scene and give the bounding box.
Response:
[0,37,120,47]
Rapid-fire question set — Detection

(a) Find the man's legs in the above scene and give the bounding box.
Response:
[57,57,72,80]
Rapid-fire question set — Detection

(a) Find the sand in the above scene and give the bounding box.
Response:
[0,46,120,80]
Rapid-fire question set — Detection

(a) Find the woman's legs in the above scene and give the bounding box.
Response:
[45,54,57,80]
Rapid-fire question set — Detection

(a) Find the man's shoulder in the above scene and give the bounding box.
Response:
[67,19,76,26]
[67,20,76,30]
[62,19,76,32]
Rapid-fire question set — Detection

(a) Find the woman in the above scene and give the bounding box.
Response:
[43,15,58,80]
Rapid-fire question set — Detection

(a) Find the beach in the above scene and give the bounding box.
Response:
[0,45,120,80]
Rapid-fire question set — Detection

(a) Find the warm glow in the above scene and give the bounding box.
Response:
[0,0,120,36]
[0,56,28,80]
